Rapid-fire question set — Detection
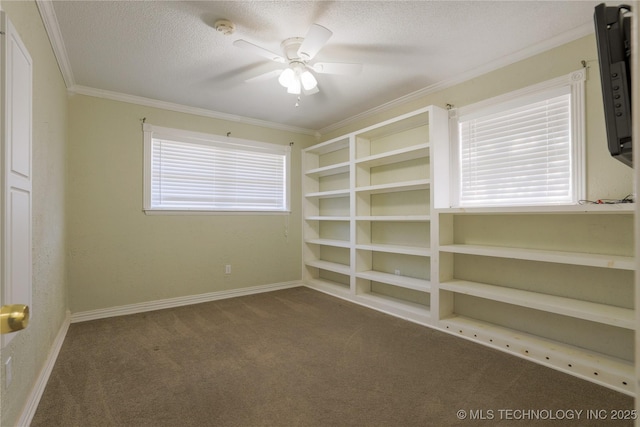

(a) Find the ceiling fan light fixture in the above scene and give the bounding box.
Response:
[278,67,295,88]
[235,23,361,98]
[302,85,319,96]
[287,78,301,95]
[300,70,317,90]
[279,63,312,95]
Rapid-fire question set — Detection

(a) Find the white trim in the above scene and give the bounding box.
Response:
[318,23,594,136]
[143,209,292,216]
[447,108,460,211]
[71,281,303,323]
[35,0,75,88]
[69,85,315,136]
[17,311,71,427]
[436,202,635,215]
[143,125,152,212]
[571,70,587,208]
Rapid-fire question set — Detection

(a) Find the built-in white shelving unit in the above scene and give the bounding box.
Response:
[436,204,635,394]
[302,106,635,395]
[303,106,447,324]
[351,107,445,324]
[302,135,351,297]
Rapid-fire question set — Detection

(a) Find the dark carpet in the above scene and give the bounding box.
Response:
[31,287,633,426]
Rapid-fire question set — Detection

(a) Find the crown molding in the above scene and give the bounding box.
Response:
[35,0,594,138]
[318,21,595,136]
[36,0,74,88]
[37,0,313,136]
[68,85,316,136]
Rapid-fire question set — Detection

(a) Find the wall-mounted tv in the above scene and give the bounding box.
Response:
[594,3,633,167]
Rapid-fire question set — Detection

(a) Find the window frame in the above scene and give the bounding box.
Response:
[449,69,586,208]
[142,124,291,215]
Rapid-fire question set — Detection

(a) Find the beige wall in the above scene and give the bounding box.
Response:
[322,34,634,201]
[67,95,316,313]
[0,1,68,426]
[0,3,635,424]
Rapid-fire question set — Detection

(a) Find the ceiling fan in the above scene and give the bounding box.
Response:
[232,24,363,96]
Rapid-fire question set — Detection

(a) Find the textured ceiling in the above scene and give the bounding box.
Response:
[47,0,600,132]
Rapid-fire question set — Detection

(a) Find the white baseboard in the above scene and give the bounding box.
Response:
[18,310,71,427]
[71,281,304,323]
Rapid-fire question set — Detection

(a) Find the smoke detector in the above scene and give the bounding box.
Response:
[214,19,235,36]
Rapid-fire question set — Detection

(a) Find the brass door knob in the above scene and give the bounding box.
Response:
[0,304,29,334]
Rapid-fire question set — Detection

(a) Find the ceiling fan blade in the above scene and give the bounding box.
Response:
[233,39,286,63]
[245,69,283,83]
[297,24,332,60]
[312,62,363,75]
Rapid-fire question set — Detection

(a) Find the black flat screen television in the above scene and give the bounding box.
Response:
[594,3,633,167]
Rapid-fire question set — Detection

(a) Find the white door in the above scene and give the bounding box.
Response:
[1,12,33,345]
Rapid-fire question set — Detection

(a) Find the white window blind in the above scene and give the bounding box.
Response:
[143,125,290,213]
[454,71,585,207]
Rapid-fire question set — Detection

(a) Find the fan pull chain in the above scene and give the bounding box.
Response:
[295,96,301,107]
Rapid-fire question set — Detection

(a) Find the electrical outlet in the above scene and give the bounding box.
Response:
[394,269,401,276]
[225,265,231,275]
[5,357,12,387]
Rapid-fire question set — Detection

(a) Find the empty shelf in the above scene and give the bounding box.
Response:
[439,244,634,270]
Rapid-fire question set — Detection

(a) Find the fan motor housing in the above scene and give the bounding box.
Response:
[281,37,304,61]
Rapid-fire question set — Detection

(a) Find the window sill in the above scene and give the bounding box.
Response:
[435,204,634,215]
[143,209,291,216]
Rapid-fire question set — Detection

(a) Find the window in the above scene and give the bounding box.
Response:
[451,70,585,207]
[143,124,290,213]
